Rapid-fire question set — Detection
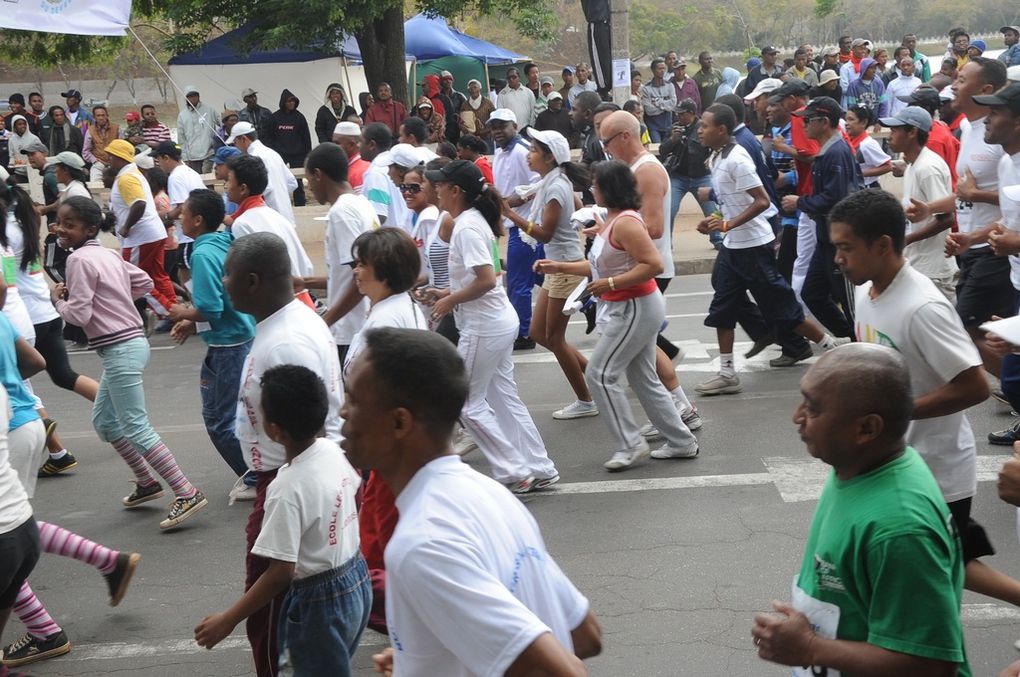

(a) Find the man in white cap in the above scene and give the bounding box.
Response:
[490,108,541,349]
[176,85,218,174]
[228,120,298,226]
[332,121,369,191]
[497,67,535,130]
[743,78,783,126]
[237,88,272,139]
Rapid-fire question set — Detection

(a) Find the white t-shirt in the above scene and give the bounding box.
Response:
[250,438,361,579]
[902,147,957,282]
[956,117,1003,246]
[344,292,426,373]
[857,135,891,187]
[449,208,518,337]
[0,388,32,536]
[236,300,343,472]
[385,456,589,677]
[709,143,776,250]
[886,75,922,116]
[110,164,167,248]
[1,245,36,342]
[60,181,91,202]
[1000,151,1020,290]
[4,215,58,325]
[166,163,206,244]
[325,193,378,345]
[231,204,313,278]
[493,138,539,231]
[855,262,980,502]
[363,157,410,231]
[249,139,297,226]
[630,153,677,277]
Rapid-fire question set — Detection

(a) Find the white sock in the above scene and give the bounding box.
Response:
[720,353,735,378]
[49,449,67,460]
[670,385,692,410]
[818,334,838,351]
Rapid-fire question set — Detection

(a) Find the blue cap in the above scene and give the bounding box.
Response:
[746,57,762,71]
[213,145,242,165]
[969,39,986,53]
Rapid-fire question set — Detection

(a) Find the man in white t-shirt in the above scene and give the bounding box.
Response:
[692,104,844,396]
[154,140,206,281]
[831,187,1020,609]
[222,232,344,677]
[360,122,409,229]
[882,107,958,299]
[339,327,602,677]
[303,142,379,362]
[223,154,313,280]
[228,121,298,226]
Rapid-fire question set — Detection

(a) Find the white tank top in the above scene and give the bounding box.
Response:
[629,153,675,278]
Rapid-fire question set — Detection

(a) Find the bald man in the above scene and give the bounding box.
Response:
[753,343,969,676]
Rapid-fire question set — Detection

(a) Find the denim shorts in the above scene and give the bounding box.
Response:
[277,553,372,677]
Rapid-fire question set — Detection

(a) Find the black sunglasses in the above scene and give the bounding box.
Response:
[399,183,423,194]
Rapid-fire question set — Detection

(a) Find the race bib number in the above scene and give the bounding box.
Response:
[791,580,841,677]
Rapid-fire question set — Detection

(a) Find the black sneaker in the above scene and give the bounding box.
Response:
[122,481,164,507]
[105,552,141,606]
[989,421,1020,446]
[1,630,71,667]
[513,336,536,351]
[37,452,77,477]
[159,491,208,530]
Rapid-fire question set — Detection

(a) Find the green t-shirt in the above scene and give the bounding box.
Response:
[792,447,970,677]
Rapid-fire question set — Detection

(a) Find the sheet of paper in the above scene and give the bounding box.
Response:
[612,59,630,87]
[980,315,1020,345]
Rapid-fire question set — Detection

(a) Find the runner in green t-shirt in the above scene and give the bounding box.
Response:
[753,344,970,676]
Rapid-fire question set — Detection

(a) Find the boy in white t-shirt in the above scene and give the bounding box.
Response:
[195,365,368,675]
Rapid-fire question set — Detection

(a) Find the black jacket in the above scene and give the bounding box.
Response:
[797,136,861,243]
[659,120,711,179]
[534,108,573,141]
[44,122,84,157]
[265,89,312,164]
[314,103,357,143]
[238,104,273,139]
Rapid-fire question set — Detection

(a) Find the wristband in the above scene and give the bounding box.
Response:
[608,276,616,291]
[722,220,730,233]
[525,220,533,236]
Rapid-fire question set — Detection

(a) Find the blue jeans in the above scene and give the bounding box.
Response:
[506,227,544,338]
[93,337,161,452]
[669,175,719,245]
[200,341,252,479]
[278,554,372,677]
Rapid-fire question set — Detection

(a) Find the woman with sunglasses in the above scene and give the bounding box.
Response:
[536,161,699,471]
[426,160,558,493]
[501,129,596,420]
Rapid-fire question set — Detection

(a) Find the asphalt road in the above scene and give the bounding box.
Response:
[14,273,1020,676]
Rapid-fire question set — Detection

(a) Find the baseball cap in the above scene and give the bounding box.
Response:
[213,146,242,166]
[333,121,361,136]
[791,96,843,124]
[562,66,575,74]
[898,85,941,108]
[760,45,779,55]
[677,98,698,113]
[183,85,200,96]
[221,108,239,122]
[19,140,48,155]
[134,147,154,170]
[818,70,840,86]
[440,70,454,79]
[226,120,256,144]
[416,99,433,109]
[540,75,554,86]
[105,139,136,163]
[1001,26,1020,35]
[526,128,571,165]
[851,38,872,49]
[973,82,1020,114]
[124,111,141,123]
[46,151,85,169]
[821,46,840,57]
[771,79,811,99]
[547,91,563,102]
[60,89,82,99]
[154,140,182,159]
[487,108,518,125]
[673,57,687,68]
[241,88,257,98]
[423,159,486,195]
[879,106,933,132]
[745,57,762,71]
[388,143,422,169]
[939,85,955,101]
[743,77,783,102]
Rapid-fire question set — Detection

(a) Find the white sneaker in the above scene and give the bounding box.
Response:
[228,476,257,505]
[639,423,662,440]
[680,407,703,431]
[534,474,561,490]
[650,442,700,459]
[695,373,742,395]
[452,428,478,457]
[828,336,852,350]
[506,476,537,494]
[603,439,650,472]
[553,400,599,420]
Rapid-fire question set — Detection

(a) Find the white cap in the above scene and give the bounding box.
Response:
[547,91,563,101]
[134,147,154,170]
[226,120,256,144]
[388,143,422,169]
[1004,184,1020,201]
[743,78,783,102]
[440,70,454,79]
[526,128,571,165]
[333,121,361,136]
[488,108,518,125]
[939,85,955,101]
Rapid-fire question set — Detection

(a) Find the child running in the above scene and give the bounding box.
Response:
[195,365,369,676]
[50,196,206,530]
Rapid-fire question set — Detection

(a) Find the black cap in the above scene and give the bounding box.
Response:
[973,83,1020,114]
[677,98,698,113]
[424,159,485,195]
[153,140,182,160]
[60,89,82,100]
[760,45,779,55]
[792,96,843,123]
[897,85,941,108]
[772,79,810,99]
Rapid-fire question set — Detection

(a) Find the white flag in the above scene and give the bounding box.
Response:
[0,0,132,37]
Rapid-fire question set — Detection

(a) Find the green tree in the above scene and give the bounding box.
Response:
[629,2,688,58]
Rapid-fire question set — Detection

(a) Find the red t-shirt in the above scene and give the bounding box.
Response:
[928,120,960,189]
[474,156,494,184]
[790,111,820,196]
[348,154,370,190]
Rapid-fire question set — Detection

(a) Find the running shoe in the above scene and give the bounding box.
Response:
[744,331,776,359]
[681,407,704,431]
[159,491,208,530]
[650,442,700,459]
[42,418,57,443]
[105,552,141,607]
[506,476,537,494]
[513,337,536,351]
[38,452,78,477]
[603,439,651,472]
[639,423,663,441]
[534,474,561,490]
[695,374,742,396]
[552,400,599,420]
[122,481,164,507]
[452,427,479,457]
[989,421,1020,446]
[769,345,814,367]
[227,476,257,505]
[1,630,71,667]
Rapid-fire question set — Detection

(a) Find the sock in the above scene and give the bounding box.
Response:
[13,582,62,640]
[37,520,119,575]
[143,441,196,499]
[670,386,692,411]
[48,449,67,460]
[720,353,736,378]
[818,334,838,351]
[111,438,157,486]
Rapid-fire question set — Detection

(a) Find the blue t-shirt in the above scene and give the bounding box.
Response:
[190,231,256,346]
[0,313,40,431]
